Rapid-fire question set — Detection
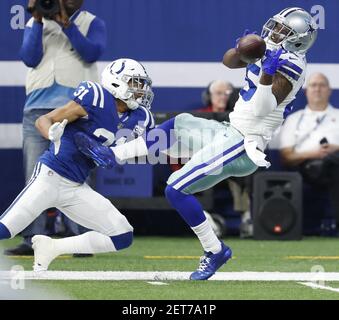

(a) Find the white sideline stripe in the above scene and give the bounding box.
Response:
[298,282,339,293]
[1,61,339,89]
[2,271,339,281]
[147,281,169,286]
[0,124,22,149]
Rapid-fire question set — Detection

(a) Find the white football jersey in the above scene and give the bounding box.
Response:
[229,44,307,150]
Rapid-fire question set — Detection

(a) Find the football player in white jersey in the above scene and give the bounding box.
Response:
[226,7,317,152]
[74,7,318,280]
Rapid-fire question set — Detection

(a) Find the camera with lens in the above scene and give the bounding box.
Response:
[27,0,60,18]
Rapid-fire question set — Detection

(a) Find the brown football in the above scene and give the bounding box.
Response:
[237,34,266,64]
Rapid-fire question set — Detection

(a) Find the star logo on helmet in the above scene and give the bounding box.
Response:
[309,25,316,32]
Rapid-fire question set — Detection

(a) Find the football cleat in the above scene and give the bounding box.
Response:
[190,241,232,280]
[32,235,59,272]
[74,132,116,169]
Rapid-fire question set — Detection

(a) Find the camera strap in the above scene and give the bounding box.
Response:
[294,111,327,148]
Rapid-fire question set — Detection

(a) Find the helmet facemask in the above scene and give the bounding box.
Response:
[125,74,154,110]
[261,18,297,49]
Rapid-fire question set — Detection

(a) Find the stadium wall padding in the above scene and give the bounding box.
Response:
[0,0,337,210]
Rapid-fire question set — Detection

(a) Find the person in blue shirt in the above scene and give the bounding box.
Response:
[5,0,107,256]
[0,58,155,271]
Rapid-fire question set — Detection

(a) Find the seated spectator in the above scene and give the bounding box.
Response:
[199,80,234,113]
[279,72,339,230]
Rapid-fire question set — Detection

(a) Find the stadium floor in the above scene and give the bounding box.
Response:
[1,236,339,300]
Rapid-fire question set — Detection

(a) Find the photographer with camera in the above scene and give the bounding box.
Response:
[4,0,107,256]
[279,73,339,232]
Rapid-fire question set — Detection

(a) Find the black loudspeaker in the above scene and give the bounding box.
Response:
[253,171,303,240]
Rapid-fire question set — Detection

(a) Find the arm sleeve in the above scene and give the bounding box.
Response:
[111,135,149,161]
[251,83,278,117]
[62,17,107,63]
[112,116,174,161]
[19,19,44,68]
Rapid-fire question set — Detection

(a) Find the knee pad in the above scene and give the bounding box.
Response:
[110,231,133,250]
[0,222,11,240]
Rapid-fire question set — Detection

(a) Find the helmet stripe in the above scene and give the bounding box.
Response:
[280,7,300,17]
[279,7,293,16]
[284,8,300,17]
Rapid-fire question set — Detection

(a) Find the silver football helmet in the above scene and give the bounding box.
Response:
[261,7,318,53]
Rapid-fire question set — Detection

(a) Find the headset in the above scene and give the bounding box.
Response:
[201,80,236,109]
[201,82,214,106]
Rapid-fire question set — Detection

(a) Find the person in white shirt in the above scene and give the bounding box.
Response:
[280,72,339,228]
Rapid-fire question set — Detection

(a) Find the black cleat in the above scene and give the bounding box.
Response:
[72,253,94,258]
[4,243,34,256]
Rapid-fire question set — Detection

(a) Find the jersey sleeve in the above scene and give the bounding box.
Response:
[131,105,156,138]
[73,81,104,116]
[277,52,306,85]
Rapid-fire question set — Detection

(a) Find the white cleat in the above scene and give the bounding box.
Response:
[32,235,59,272]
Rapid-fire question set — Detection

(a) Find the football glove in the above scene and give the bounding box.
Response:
[262,48,288,76]
[74,132,116,169]
[235,29,258,48]
[48,119,68,155]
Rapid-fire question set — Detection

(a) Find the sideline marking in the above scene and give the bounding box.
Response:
[298,282,339,293]
[1,271,339,281]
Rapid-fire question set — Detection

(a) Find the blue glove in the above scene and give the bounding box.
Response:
[262,48,288,76]
[235,29,258,48]
[74,132,116,169]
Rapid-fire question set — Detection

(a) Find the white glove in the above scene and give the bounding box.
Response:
[48,119,68,155]
[244,137,271,168]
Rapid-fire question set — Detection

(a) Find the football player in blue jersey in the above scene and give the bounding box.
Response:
[0,58,155,271]
[74,8,318,280]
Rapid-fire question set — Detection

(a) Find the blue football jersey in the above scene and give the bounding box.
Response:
[39,81,155,183]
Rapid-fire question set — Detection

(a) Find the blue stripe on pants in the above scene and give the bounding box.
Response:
[177,149,246,192]
[169,140,244,189]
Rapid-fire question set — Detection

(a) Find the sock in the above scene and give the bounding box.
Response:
[53,231,118,255]
[165,185,221,253]
[191,219,222,254]
[0,222,11,240]
[165,185,206,226]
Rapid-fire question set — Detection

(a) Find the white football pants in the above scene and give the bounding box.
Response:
[0,163,133,238]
